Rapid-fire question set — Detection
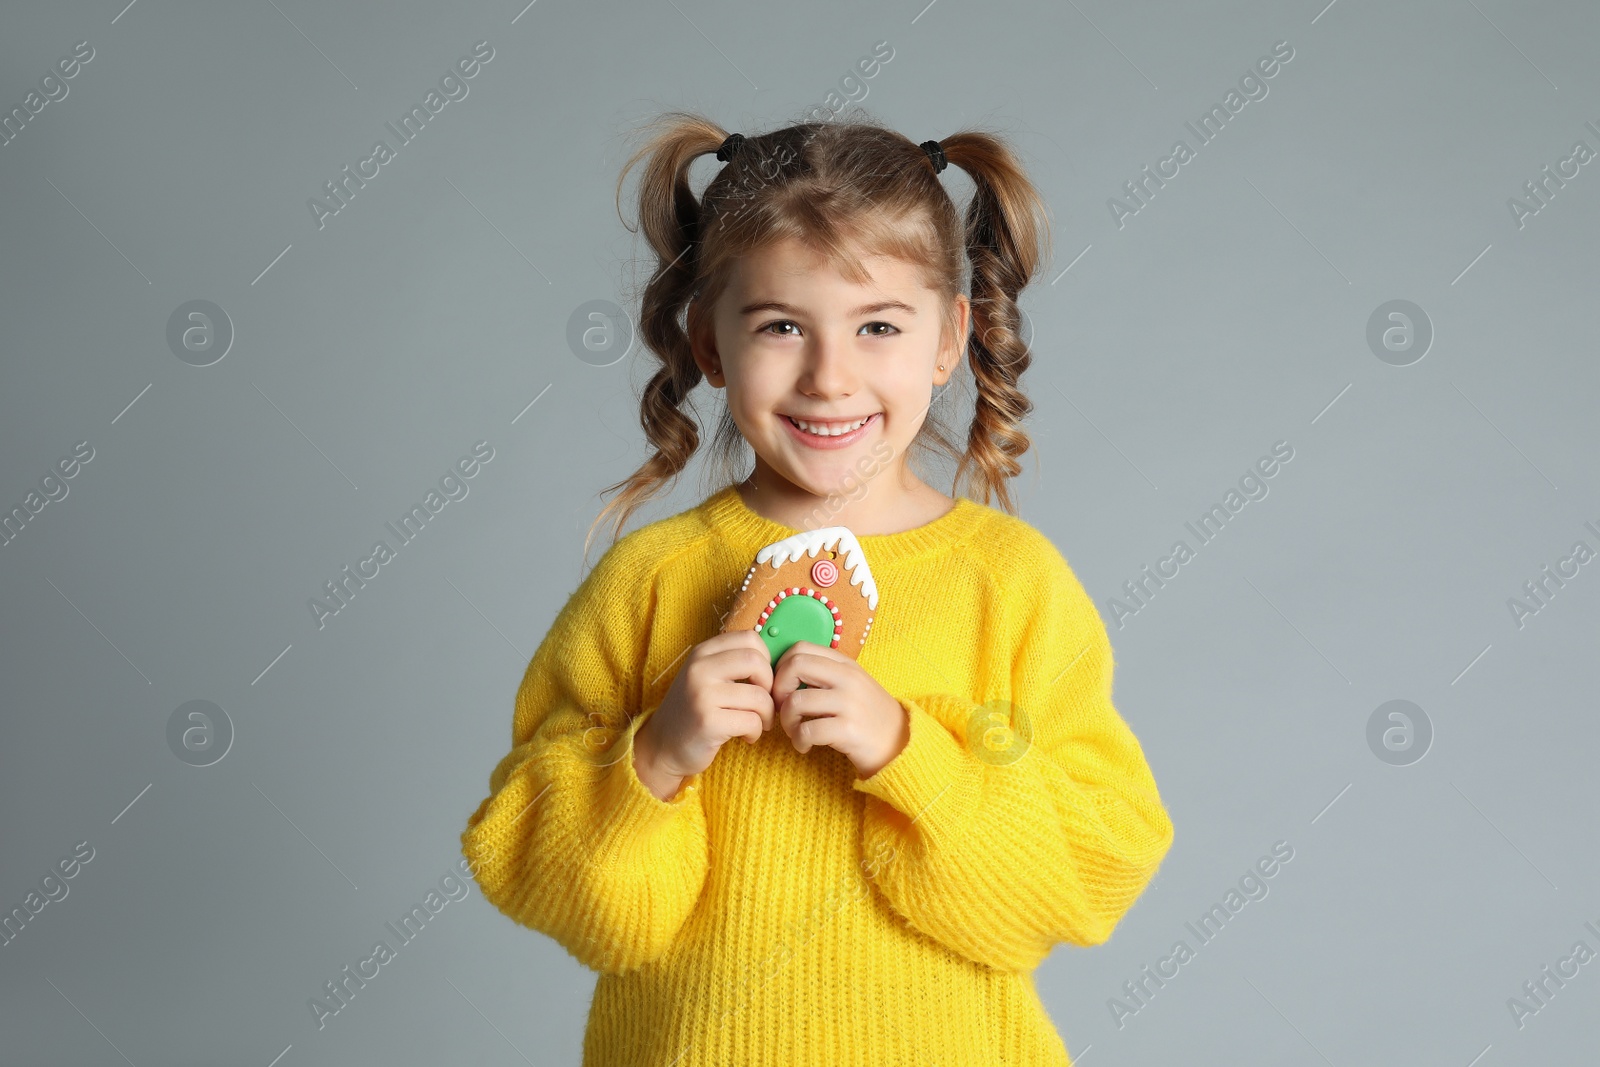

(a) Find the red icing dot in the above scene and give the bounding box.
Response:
[811,559,838,587]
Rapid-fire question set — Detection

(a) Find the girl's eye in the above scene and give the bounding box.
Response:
[757,321,899,337]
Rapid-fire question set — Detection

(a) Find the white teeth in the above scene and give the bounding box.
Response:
[790,415,871,436]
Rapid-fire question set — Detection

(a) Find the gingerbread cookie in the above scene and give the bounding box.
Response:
[722,526,879,665]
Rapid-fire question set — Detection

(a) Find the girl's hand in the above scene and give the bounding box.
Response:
[770,641,909,779]
[638,630,776,787]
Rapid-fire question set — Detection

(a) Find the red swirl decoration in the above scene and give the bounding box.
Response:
[810,558,838,587]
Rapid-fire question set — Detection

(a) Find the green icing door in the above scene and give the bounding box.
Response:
[759,593,835,665]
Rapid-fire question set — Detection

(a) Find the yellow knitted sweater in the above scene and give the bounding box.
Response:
[460,484,1174,1065]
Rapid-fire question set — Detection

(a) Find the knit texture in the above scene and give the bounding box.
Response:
[460,484,1174,1065]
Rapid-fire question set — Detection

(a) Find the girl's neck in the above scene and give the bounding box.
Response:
[734,470,956,537]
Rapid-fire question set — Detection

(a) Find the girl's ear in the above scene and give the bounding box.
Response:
[688,309,724,386]
[935,293,971,386]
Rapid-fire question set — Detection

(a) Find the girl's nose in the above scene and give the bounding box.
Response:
[798,338,857,397]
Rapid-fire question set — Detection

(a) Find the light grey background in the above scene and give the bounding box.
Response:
[3,0,1597,1064]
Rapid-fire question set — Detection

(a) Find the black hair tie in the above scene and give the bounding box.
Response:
[716,133,745,162]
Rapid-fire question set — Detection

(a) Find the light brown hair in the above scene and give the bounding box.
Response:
[584,108,1052,565]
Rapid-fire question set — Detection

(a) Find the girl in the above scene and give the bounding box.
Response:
[461,111,1174,1066]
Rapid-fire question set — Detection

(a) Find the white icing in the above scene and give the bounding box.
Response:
[754,527,878,610]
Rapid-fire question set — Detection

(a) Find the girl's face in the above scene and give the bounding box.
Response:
[695,236,969,505]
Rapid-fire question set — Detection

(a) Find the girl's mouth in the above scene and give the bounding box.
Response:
[782,412,880,449]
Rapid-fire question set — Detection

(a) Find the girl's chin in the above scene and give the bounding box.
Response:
[784,456,892,499]
[762,461,864,500]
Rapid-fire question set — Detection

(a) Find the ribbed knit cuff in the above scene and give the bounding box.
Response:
[851,696,980,843]
[594,706,703,834]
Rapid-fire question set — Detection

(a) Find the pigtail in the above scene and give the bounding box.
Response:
[584,114,729,567]
[940,134,1052,515]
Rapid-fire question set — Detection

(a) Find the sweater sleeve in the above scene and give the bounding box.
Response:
[460,537,710,976]
[851,537,1173,972]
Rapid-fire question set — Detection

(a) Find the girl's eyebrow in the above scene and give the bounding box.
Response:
[738,300,918,317]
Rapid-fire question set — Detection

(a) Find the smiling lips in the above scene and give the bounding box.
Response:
[782,412,880,449]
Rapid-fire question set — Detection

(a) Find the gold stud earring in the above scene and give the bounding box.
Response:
[937,364,945,371]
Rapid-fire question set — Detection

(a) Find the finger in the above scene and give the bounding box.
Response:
[727,706,762,745]
[711,627,768,652]
[773,638,850,670]
[714,679,775,716]
[778,685,838,741]
[730,627,774,662]
[711,641,775,689]
[790,708,848,756]
[743,683,777,734]
[697,643,771,694]
[704,628,772,668]
[771,644,844,706]
[715,681,776,740]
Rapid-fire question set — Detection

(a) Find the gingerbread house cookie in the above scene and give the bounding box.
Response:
[722,526,879,665]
